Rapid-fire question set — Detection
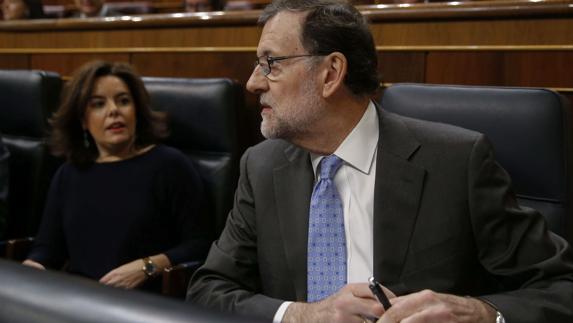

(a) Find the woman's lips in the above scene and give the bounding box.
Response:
[106,122,126,132]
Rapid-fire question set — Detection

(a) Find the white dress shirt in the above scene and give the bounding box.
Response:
[273,101,379,322]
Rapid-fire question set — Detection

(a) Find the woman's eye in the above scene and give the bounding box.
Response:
[118,96,132,106]
[88,99,105,109]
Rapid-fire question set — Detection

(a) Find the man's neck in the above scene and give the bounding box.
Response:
[292,96,370,155]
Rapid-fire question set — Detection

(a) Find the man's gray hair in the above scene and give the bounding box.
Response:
[260,0,379,96]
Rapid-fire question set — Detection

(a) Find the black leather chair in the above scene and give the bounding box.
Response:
[143,77,244,297]
[0,259,265,323]
[381,83,573,243]
[0,70,63,240]
[0,133,9,241]
[143,77,243,236]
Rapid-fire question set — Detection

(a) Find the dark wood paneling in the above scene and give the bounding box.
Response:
[503,51,573,88]
[425,51,573,88]
[378,52,426,84]
[370,18,573,47]
[425,52,505,85]
[0,27,261,49]
[0,55,29,69]
[131,52,255,80]
[30,53,130,77]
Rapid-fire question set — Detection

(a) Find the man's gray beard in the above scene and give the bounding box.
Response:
[260,115,296,139]
[260,81,322,140]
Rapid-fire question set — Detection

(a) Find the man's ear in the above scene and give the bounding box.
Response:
[321,52,347,98]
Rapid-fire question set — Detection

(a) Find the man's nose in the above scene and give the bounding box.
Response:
[246,65,268,95]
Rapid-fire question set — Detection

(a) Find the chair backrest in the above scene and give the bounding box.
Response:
[381,83,573,243]
[0,134,8,240]
[0,259,265,323]
[143,77,243,237]
[0,70,63,239]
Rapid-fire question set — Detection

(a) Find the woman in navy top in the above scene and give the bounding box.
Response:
[24,61,209,291]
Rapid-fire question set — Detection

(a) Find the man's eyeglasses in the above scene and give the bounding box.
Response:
[254,54,323,78]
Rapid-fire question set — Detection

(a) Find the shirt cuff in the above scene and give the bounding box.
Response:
[273,301,293,323]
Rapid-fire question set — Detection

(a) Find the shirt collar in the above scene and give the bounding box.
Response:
[311,101,379,177]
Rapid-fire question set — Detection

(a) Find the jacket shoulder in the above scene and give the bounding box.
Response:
[385,111,483,146]
[243,139,297,166]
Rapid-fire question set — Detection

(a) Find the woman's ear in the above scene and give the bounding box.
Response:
[321,52,347,98]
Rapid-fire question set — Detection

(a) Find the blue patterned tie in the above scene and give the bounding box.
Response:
[307,155,346,302]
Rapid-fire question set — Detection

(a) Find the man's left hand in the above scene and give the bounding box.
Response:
[377,289,496,323]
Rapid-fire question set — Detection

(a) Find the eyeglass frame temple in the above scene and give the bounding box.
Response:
[254,54,320,76]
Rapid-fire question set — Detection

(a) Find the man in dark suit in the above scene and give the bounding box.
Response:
[0,135,9,239]
[187,0,573,322]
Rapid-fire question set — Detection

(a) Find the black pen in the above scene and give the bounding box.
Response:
[368,276,392,310]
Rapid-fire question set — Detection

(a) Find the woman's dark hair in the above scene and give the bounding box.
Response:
[50,61,168,166]
[260,0,379,97]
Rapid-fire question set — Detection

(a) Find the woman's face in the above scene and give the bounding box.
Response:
[83,75,137,160]
[2,0,29,20]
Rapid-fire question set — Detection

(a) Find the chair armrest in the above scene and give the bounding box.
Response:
[5,237,34,261]
[161,260,203,299]
[0,240,6,258]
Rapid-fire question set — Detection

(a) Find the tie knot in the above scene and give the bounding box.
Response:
[319,155,343,180]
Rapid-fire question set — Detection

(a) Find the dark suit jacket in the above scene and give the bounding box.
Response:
[188,108,573,322]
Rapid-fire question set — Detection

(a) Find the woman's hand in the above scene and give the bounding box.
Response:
[99,259,148,289]
[99,254,171,289]
[22,259,46,270]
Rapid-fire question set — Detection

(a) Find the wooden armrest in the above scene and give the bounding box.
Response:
[161,260,203,299]
[5,237,35,261]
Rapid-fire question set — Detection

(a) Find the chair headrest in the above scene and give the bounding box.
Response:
[0,70,62,138]
[381,83,572,200]
[143,77,241,154]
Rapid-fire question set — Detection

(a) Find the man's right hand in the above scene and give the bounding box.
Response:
[282,283,394,323]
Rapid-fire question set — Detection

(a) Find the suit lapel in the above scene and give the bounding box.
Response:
[373,109,426,289]
[272,108,426,298]
[274,144,314,301]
